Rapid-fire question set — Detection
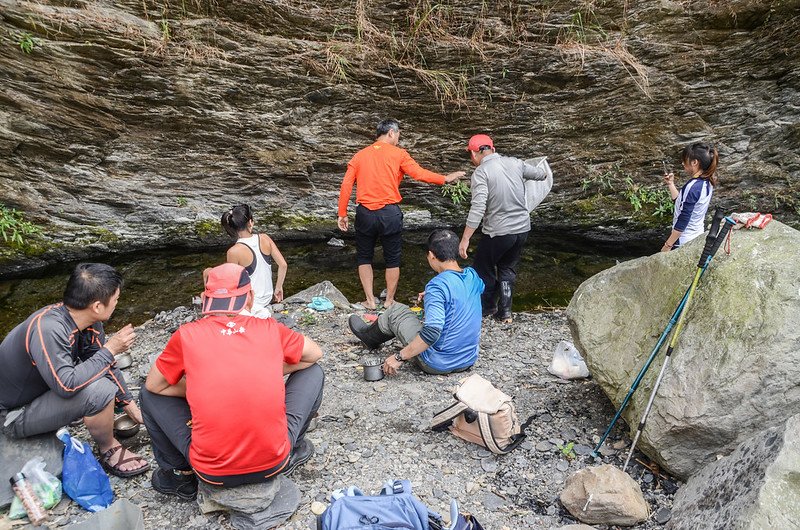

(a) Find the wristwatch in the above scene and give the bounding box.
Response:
[394,351,406,362]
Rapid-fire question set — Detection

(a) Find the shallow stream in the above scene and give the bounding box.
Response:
[0,230,653,336]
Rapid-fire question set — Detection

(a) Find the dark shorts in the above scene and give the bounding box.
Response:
[354,204,403,267]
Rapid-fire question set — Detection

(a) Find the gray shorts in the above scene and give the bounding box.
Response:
[3,378,116,438]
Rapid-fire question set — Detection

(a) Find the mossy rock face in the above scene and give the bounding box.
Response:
[567,221,800,479]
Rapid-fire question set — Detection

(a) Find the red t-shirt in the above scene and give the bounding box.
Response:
[155,314,304,476]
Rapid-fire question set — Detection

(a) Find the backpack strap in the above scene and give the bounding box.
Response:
[431,402,469,431]
[478,413,536,455]
[380,479,410,496]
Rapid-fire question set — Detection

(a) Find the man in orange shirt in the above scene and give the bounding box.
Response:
[337,119,464,309]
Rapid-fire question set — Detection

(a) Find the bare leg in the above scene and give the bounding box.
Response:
[84,400,146,473]
[384,267,400,307]
[358,264,376,309]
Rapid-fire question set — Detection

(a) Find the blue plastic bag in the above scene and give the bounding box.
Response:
[56,427,114,512]
[307,296,334,311]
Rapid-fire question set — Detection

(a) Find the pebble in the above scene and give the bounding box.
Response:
[654,506,672,524]
[311,501,327,515]
[536,441,555,452]
[556,460,570,472]
[347,453,361,463]
[377,402,400,414]
[573,444,593,456]
[480,458,498,473]
[643,472,654,483]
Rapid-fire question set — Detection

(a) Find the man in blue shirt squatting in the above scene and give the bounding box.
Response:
[348,229,485,375]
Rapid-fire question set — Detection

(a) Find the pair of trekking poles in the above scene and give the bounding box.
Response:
[590,208,735,471]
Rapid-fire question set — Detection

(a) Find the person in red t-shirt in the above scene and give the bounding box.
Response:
[337,118,464,309]
[140,263,324,500]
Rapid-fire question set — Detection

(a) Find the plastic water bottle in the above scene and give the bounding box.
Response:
[9,473,48,526]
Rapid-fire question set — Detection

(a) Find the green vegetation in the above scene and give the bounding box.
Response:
[622,177,674,218]
[441,180,471,206]
[578,163,674,221]
[194,218,220,237]
[18,32,36,54]
[0,206,41,247]
[298,311,317,326]
[559,441,576,460]
[176,196,188,207]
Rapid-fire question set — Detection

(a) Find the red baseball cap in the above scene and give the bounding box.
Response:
[201,263,252,315]
[466,134,494,152]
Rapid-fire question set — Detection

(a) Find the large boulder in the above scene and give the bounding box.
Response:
[566,221,800,479]
[667,414,800,529]
[560,464,649,526]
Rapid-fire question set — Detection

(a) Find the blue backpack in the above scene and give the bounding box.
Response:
[317,480,483,530]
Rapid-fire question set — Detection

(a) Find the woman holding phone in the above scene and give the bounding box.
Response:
[661,142,718,252]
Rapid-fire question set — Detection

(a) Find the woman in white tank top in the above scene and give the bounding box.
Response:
[221,205,288,318]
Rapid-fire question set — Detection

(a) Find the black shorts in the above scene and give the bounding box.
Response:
[354,204,403,267]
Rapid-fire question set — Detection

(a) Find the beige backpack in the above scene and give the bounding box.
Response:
[431,374,531,455]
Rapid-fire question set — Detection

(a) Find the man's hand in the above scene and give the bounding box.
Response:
[105,324,135,355]
[459,238,470,259]
[445,171,466,183]
[122,401,144,424]
[416,291,425,304]
[383,354,403,376]
[337,216,349,232]
[273,287,284,302]
[662,172,675,186]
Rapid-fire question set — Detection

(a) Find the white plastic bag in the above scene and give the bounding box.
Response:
[547,341,590,380]
[9,456,62,519]
[524,157,553,212]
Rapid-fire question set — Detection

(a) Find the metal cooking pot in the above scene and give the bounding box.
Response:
[362,357,384,382]
[113,414,140,438]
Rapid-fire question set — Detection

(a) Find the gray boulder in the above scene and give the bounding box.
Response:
[283,280,350,310]
[567,221,800,479]
[668,413,800,530]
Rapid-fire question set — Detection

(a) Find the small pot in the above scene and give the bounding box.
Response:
[362,358,384,382]
[113,414,140,438]
[114,352,133,369]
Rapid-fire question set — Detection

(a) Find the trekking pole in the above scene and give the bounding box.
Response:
[591,209,726,457]
[622,215,735,472]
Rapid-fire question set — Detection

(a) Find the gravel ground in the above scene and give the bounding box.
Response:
[36,306,677,529]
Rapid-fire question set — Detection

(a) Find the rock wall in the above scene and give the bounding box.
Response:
[1,0,799,272]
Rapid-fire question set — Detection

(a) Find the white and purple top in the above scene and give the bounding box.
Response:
[672,177,714,247]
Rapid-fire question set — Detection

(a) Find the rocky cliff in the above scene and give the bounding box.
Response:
[1,0,798,272]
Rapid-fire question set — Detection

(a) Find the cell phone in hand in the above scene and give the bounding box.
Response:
[661,160,670,175]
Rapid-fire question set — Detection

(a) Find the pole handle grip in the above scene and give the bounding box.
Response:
[697,208,726,266]
[698,217,735,268]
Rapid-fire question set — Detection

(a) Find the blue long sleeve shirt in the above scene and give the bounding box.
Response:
[420,267,484,371]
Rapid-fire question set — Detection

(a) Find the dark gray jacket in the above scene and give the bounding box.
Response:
[0,304,131,409]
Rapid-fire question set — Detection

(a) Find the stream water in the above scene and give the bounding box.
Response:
[0,231,653,336]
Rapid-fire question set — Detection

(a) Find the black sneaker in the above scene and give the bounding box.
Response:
[282,438,314,475]
[151,467,198,500]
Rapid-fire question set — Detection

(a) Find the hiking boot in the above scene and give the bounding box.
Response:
[283,438,314,476]
[151,468,198,501]
[494,281,513,323]
[348,315,394,349]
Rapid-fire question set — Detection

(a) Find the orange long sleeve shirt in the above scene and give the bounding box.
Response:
[337,141,446,216]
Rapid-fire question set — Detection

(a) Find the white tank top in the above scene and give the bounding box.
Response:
[236,234,274,318]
